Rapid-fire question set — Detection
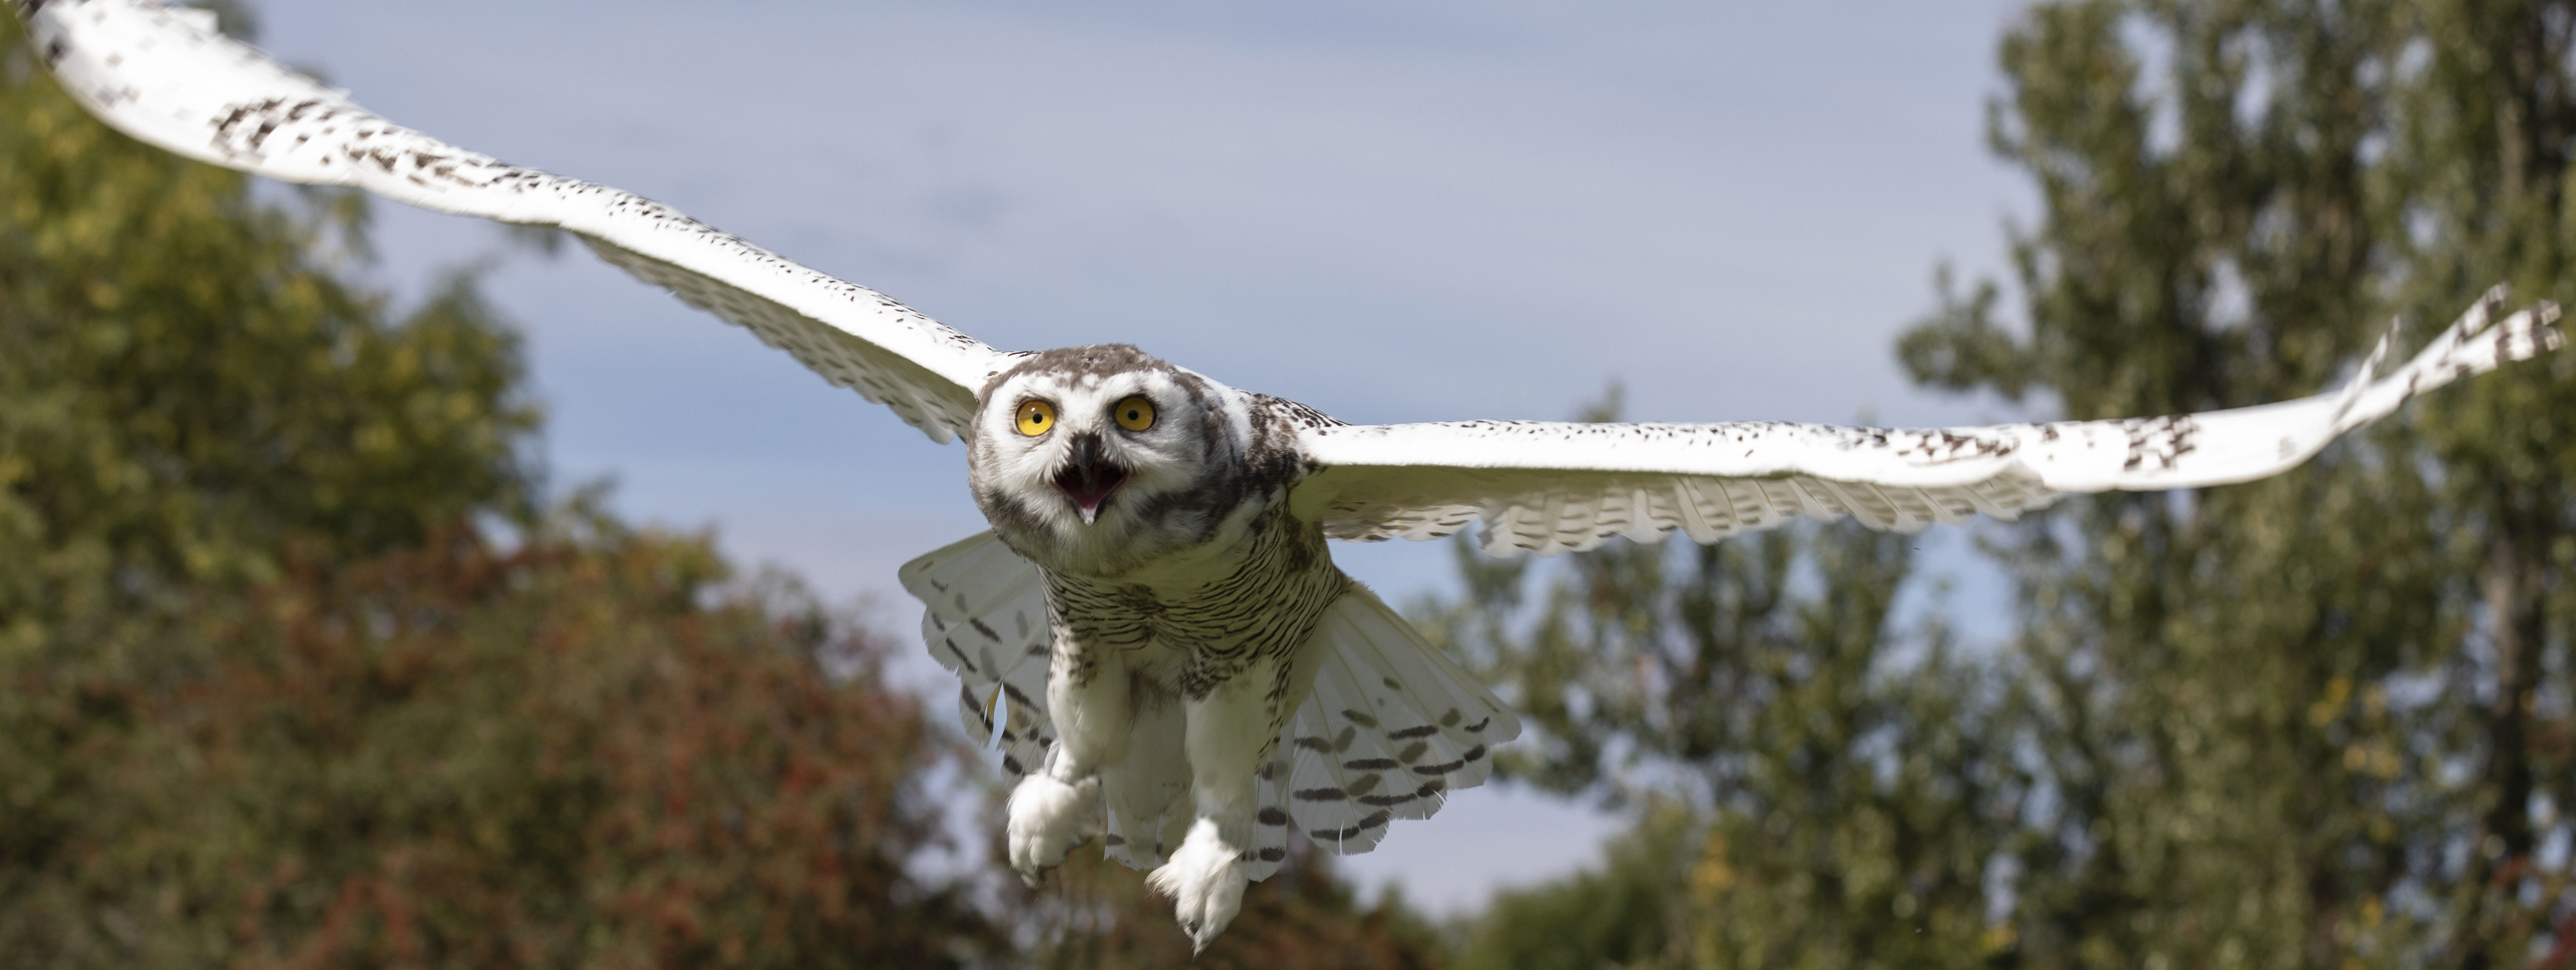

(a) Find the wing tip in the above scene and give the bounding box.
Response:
[2527,299,2565,355]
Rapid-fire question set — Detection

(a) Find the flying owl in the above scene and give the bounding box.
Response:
[26,0,2565,951]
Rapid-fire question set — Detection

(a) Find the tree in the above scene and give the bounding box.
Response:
[1902,1,2575,963]
[1425,388,2020,966]
[0,6,540,955]
[2371,3,2576,961]
[5,517,995,968]
[1445,1,2576,966]
[1449,802,1689,970]
[1906,3,2441,963]
[1434,512,2019,967]
[0,8,1005,962]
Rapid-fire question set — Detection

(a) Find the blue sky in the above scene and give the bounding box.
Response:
[249,0,2036,915]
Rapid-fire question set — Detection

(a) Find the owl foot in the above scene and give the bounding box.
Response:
[1145,818,1248,954]
[1007,773,1101,887]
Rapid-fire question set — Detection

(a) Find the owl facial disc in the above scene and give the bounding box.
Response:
[969,343,1264,578]
[1054,433,1128,524]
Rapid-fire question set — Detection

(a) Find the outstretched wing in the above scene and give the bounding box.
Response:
[1293,290,2563,558]
[21,0,1019,442]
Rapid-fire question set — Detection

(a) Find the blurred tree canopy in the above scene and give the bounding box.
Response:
[0,8,1438,967]
[5,518,1005,967]
[1441,0,2576,967]
[0,5,1006,963]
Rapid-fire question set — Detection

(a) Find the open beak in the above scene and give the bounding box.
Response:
[1052,433,1128,525]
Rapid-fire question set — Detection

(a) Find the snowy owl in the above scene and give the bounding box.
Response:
[25,0,2564,950]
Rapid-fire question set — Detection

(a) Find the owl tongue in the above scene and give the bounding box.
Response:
[1054,435,1128,524]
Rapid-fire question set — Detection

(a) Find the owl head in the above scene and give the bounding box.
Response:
[968,344,1263,577]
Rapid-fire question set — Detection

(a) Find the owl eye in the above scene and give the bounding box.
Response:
[1015,399,1057,437]
[1112,396,1157,432]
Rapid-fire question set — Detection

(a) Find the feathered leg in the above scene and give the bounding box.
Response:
[1007,639,1128,885]
[1148,656,1290,953]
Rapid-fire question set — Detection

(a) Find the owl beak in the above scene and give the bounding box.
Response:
[1053,432,1128,524]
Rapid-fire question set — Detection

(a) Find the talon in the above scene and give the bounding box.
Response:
[1006,773,1102,883]
[1147,818,1250,951]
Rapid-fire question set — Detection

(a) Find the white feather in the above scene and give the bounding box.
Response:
[1096,695,1190,871]
[1282,584,1519,854]
[896,532,1057,778]
[22,0,1014,441]
[1293,291,2563,557]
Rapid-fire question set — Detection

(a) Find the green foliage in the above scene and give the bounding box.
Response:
[2356,2,2576,961]
[0,11,536,660]
[1444,1,2576,967]
[1916,3,2445,964]
[1433,518,2021,967]
[1918,2,2576,964]
[1450,802,1688,970]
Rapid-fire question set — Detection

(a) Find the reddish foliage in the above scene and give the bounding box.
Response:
[8,525,995,968]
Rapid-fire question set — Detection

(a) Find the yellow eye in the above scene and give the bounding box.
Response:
[1015,399,1057,436]
[1113,396,1157,432]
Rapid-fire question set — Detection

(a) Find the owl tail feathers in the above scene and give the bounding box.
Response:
[1099,584,1525,884]
[1270,584,1523,864]
[897,531,1058,779]
[897,534,1525,881]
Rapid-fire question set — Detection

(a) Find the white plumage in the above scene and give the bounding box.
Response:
[1292,298,2554,556]
[25,0,2564,950]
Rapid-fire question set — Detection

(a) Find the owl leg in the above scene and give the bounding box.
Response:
[1006,647,1128,886]
[1147,661,1282,953]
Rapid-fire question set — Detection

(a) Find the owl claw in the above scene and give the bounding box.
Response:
[1009,859,1040,885]
[1007,773,1101,884]
[1146,818,1248,953]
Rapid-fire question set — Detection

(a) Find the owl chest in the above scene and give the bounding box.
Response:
[1045,512,1348,695]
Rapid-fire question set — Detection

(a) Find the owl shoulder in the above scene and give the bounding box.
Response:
[1250,394,1348,432]
[1243,394,1343,484]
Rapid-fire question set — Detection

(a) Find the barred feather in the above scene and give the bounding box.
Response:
[1282,586,1518,854]
[896,532,1056,779]
[23,0,1010,442]
[1293,291,2562,558]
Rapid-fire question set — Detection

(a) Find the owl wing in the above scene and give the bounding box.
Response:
[23,0,1017,442]
[1291,291,2562,558]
